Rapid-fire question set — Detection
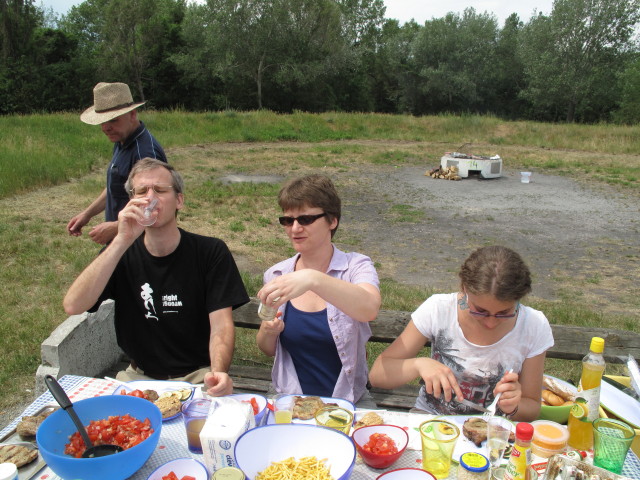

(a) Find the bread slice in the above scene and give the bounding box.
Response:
[154,395,181,418]
[0,444,39,467]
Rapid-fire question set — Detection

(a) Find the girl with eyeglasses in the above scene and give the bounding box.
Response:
[256,175,381,406]
[369,246,553,421]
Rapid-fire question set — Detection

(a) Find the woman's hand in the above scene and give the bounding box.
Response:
[260,314,285,336]
[258,270,317,309]
[417,357,464,403]
[494,370,521,415]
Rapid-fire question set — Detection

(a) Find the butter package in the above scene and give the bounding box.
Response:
[200,397,255,474]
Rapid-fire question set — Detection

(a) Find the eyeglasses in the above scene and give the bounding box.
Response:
[278,213,327,227]
[469,302,520,319]
[129,184,174,197]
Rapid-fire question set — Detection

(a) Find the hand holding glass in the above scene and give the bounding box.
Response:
[487,416,512,470]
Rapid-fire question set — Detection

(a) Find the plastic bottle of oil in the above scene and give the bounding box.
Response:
[503,422,534,480]
[567,336,606,450]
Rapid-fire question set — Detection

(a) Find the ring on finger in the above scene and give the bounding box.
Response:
[272,296,281,304]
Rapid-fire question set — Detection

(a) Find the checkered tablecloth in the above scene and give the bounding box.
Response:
[3,376,640,480]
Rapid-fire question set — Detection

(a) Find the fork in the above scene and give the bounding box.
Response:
[482,368,514,420]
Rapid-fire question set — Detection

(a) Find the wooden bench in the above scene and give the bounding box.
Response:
[38,298,640,411]
[229,298,640,411]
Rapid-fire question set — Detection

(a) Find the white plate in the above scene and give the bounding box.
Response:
[600,380,640,429]
[112,380,195,421]
[265,394,355,425]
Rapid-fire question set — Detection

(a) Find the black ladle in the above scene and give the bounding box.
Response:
[44,375,123,458]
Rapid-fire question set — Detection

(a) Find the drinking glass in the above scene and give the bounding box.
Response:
[137,198,158,226]
[181,398,211,453]
[315,405,353,434]
[487,416,512,471]
[419,419,460,479]
[593,418,636,474]
[273,394,294,424]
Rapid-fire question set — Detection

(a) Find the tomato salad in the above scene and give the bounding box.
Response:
[64,414,154,458]
[362,433,399,455]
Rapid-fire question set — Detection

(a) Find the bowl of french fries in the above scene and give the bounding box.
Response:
[234,424,356,480]
[539,375,577,424]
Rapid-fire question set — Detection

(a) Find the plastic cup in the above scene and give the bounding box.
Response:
[181,398,211,453]
[315,405,353,434]
[487,416,512,470]
[419,419,460,479]
[137,198,158,226]
[520,172,532,183]
[273,394,294,424]
[592,418,636,474]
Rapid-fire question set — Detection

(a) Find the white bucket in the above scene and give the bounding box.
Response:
[520,172,532,183]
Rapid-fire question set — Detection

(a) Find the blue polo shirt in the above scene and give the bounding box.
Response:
[105,121,167,222]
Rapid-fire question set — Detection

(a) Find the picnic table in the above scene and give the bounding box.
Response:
[2,375,640,480]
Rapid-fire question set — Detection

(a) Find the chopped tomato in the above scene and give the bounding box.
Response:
[162,473,195,480]
[363,433,399,455]
[242,397,260,415]
[64,414,154,458]
[120,389,148,399]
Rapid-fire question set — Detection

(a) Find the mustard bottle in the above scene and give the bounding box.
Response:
[503,422,534,480]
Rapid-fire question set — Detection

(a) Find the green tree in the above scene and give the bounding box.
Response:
[519,0,640,122]
[614,57,640,124]
[408,8,500,114]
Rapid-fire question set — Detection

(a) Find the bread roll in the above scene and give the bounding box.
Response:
[543,376,576,401]
[562,400,574,406]
[542,389,565,406]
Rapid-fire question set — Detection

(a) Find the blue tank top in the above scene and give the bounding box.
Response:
[280,302,342,397]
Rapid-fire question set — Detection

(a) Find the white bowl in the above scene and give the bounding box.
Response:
[377,467,437,479]
[147,458,208,480]
[227,393,268,425]
[235,424,355,480]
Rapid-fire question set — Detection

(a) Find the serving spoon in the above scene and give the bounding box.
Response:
[44,375,123,458]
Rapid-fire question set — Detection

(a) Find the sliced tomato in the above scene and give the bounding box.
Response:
[162,472,179,480]
[181,476,196,480]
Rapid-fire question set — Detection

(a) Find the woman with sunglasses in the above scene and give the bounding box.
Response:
[369,246,553,421]
[256,174,381,406]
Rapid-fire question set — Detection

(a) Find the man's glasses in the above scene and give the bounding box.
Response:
[469,302,520,319]
[278,212,327,227]
[129,184,174,197]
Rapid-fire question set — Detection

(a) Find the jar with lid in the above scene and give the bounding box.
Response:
[458,452,490,480]
[257,301,278,321]
[211,466,246,480]
[0,463,18,480]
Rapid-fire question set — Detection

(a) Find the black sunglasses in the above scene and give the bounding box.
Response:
[278,213,327,227]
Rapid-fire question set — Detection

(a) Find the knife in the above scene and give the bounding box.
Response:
[457,398,491,413]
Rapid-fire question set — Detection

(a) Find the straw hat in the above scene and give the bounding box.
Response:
[80,82,146,125]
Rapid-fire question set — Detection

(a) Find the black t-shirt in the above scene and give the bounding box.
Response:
[96,229,249,376]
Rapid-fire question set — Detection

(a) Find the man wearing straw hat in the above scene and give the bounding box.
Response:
[67,82,167,245]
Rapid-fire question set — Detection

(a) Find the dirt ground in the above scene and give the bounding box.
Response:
[332,164,640,316]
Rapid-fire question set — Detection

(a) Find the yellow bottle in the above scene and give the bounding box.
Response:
[503,422,533,480]
[567,336,605,450]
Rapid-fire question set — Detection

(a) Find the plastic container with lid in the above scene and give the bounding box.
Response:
[531,420,569,458]
[211,466,246,479]
[0,463,18,480]
[458,452,490,480]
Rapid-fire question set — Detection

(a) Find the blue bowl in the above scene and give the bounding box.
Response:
[228,393,268,425]
[235,424,356,480]
[37,395,162,480]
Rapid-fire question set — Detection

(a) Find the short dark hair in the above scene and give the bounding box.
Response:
[278,174,341,238]
[459,246,532,301]
[125,158,184,196]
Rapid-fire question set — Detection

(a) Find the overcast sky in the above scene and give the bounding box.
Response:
[40,0,554,25]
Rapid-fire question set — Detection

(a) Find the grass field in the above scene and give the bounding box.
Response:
[0,111,638,422]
